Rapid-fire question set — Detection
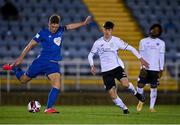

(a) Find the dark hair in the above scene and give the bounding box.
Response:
[103,21,114,29]
[49,14,60,24]
[149,24,162,36]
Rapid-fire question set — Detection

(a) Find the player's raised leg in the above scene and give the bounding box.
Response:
[13,66,32,84]
[44,73,61,113]
[120,78,145,103]
[3,64,32,84]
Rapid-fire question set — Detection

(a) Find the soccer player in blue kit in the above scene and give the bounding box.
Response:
[4,14,91,113]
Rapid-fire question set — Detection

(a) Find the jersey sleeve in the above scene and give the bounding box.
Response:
[160,41,165,53]
[126,45,142,59]
[88,42,98,66]
[139,40,144,51]
[33,30,42,43]
[116,38,129,50]
[90,42,98,54]
[159,41,165,70]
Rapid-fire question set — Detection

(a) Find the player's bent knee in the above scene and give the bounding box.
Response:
[20,79,28,84]
[121,81,129,88]
[109,94,117,100]
[109,92,117,99]
[48,73,61,89]
[108,88,117,99]
[120,78,129,88]
[19,75,31,84]
[52,80,61,89]
[20,80,27,84]
[53,85,60,89]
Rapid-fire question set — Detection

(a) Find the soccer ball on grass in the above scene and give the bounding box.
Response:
[27,100,41,113]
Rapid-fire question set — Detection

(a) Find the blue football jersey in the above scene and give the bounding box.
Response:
[33,26,66,61]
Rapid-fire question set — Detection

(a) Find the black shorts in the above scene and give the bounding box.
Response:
[138,69,160,85]
[102,66,127,91]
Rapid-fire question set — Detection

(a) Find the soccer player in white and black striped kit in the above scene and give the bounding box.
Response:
[136,24,165,112]
[88,21,149,114]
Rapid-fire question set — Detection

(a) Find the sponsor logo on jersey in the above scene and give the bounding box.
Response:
[54,37,62,46]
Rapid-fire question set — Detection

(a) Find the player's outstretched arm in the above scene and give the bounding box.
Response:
[66,16,91,30]
[126,45,149,69]
[13,40,38,66]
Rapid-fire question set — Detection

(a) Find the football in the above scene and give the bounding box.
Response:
[27,100,41,113]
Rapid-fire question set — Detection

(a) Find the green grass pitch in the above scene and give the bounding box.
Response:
[0,105,180,124]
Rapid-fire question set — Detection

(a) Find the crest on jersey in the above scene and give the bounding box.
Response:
[35,33,40,38]
[54,37,62,46]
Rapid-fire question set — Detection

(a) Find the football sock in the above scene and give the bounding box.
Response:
[47,88,60,109]
[113,96,128,110]
[128,82,137,95]
[137,87,144,95]
[150,88,157,109]
[12,66,24,80]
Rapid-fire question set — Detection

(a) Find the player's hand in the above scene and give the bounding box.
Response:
[159,70,163,78]
[83,16,92,25]
[90,65,96,75]
[140,58,149,69]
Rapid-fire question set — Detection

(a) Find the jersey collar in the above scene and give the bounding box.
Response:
[103,36,112,42]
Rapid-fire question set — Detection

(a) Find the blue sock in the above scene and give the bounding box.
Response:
[47,88,60,109]
[12,66,24,80]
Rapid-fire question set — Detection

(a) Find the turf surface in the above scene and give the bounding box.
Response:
[0,105,180,124]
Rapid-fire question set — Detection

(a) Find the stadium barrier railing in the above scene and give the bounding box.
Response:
[0,59,179,92]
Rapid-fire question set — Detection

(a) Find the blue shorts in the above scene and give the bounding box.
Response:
[26,58,60,78]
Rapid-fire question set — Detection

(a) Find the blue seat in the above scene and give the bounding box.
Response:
[0,46,9,57]
[76,48,89,59]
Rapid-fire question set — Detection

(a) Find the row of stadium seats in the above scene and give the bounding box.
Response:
[0,45,92,60]
[0,23,99,36]
[127,0,180,8]
[11,0,83,5]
